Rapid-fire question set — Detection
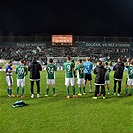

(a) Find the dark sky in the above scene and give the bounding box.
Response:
[0,0,133,36]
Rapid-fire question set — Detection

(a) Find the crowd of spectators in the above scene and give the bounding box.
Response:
[0,45,131,65]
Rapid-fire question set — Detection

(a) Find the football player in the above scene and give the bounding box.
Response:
[63,56,77,98]
[45,58,57,96]
[104,62,111,94]
[75,59,86,96]
[125,59,133,96]
[83,57,93,93]
[6,60,14,97]
[16,59,28,98]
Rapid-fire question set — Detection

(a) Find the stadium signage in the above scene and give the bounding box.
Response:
[85,42,130,47]
[52,35,72,43]
[16,43,46,47]
[52,35,73,46]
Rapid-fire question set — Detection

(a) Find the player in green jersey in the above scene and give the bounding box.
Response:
[125,59,133,96]
[45,58,57,96]
[75,59,85,96]
[16,59,28,98]
[63,56,77,99]
[104,62,111,94]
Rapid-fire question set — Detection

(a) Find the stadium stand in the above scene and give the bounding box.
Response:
[0,36,132,65]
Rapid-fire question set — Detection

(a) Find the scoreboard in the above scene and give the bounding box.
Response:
[52,35,73,46]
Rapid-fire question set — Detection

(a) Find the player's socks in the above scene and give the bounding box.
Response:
[78,87,81,94]
[22,87,24,96]
[66,87,69,96]
[72,86,76,95]
[9,88,11,96]
[130,88,133,95]
[52,88,56,95]
[9,88,12,96]
[11,89,13,96]
[46,88,49,95]
[89,84,92,92]
[108,89,110,94]
[83,86,85,93]
[125,88,128,95]
[16,87,19,95]
[7,88,9,95]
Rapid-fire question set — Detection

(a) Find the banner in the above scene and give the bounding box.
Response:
[0,42,46,48]
[78,42,130,48]
[16,42,46,47]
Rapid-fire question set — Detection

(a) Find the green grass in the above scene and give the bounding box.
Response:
[0,71,133,133]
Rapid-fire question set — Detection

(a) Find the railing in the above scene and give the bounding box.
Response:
[0,36,132,42]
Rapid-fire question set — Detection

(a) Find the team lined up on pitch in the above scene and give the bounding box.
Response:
[6,56,133,99]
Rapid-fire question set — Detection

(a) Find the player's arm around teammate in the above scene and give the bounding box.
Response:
[104,62,111,95]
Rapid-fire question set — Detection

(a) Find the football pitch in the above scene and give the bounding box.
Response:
[0,70,133,133]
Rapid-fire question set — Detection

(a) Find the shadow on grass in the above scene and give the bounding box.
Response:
[1,93,132,108]
[12,104,29,108]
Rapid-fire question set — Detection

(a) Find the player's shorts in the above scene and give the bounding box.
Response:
[127,78,133,86]
[77,78,85,85]
[6,76,13,86]
[84,74,92,81]
[17,79,25,87]
[105,80,110,84]
[65,78,75,86]
[47,79,55,85]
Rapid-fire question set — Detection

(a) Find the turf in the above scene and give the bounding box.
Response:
[0,71,133,133]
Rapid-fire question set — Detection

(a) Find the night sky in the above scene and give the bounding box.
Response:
[0,0,133,36]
